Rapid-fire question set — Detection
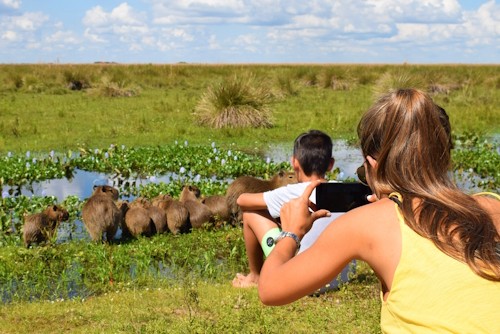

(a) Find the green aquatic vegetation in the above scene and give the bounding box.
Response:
[74,142,290,179]
[452,134,500,191]
[0,150,73,189]
[0,228,247,303]
[0,143,290,189]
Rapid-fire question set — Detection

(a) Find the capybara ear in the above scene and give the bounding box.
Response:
[279,170,285,177]
[52,205,58,211]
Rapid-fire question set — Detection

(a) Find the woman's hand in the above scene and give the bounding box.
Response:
[279,180,331,239]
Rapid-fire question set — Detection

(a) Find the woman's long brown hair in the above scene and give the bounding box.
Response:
[357,88,500,281]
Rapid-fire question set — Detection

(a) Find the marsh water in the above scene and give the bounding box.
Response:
[2,139,491,242]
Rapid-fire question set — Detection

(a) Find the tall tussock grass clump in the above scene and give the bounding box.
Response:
[88,76,141,97]
[317,68,356,91]
[372,71,425,98]
[194,74,274,129]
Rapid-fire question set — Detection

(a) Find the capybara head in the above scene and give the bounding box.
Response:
[271,170,298,188]
[152,194,174,210]
[129,197,152,209]
[180,185,202,202]
[92,185,119,201]
[43,205,69,222]
[185,185,201,198]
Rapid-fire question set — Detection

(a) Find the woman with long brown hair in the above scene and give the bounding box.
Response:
[258,88,500,333]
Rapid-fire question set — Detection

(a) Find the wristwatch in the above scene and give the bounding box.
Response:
[274,231,301,253]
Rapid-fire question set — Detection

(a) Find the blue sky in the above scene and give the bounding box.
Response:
[0,0,498,64]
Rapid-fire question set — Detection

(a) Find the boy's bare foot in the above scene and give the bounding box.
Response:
[232,273,259,288]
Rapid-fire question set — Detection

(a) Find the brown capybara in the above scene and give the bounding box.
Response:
[179,185,214,229]
[123,200,156,238]
[81,185,122,242]
[152,194,190,234]
[128,197,168,235]
[202,195,230,223]
[23,205,69,247]
[226,170,298,224]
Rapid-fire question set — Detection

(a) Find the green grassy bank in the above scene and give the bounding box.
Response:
[1,64,498,153]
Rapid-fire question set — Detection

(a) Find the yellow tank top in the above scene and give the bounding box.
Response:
[381,193,500,333]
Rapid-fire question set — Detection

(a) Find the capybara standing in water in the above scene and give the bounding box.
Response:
[226,171,298,224]
[23,205,69,247]
[152,194,190,234]
[202,195,230,224]
[179,185,214,229]
[81,185,122,242]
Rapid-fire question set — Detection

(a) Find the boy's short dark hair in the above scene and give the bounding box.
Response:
[293,130,333,176]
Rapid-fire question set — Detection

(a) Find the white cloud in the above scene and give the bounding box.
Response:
[46,31,79,45]
[84,28,107,43]
[82,2,150,49]
[386,0,499,47]
[0,0,497,63]
[462,0,500,45]
[83,3,146,27]
[1,30,17,41]
[170,28,194,41]
[82,6,108,27]
[0,0,20,10]
[234,33,260,52]
[6,12,49,31]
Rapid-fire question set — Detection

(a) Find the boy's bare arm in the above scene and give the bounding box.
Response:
[237,193,267,211]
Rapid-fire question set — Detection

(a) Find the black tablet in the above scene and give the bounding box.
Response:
[315,182,372,212]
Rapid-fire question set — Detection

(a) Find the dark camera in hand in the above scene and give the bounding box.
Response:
[315,182,372,212]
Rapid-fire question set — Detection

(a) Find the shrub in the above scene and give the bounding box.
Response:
[88,76,140,97]
[194,74,274,128]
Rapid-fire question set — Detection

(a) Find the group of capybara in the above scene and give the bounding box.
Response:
[22,170,297,247]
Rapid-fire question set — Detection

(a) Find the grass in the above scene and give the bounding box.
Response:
[0,280,380,333]
[0,261,380,334]
[0,63,498,333]
[0,229,381,333]
[194,73,274,128]
[0,64,498,153]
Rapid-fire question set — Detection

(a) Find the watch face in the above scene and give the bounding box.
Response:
[266,237,275,247]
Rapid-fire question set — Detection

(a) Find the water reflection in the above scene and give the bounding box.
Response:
[4,141,366,202]
[3,139,488,202]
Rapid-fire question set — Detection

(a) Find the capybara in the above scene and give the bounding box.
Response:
[180,185,214,229]
[152,194,190,234]
[81,185,122,242]
[226,170,298,224]
[128,197,168,235]
[202,195,230,223]
[123,199,156,238]
[23,205,69,247]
